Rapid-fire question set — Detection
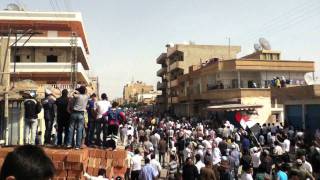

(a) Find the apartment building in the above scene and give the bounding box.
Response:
[123,81,154,104]
[170,49,314,125]
[0,9,95,145]
[156,43,241,113]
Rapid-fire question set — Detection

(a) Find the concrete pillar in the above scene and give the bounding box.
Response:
[237,71,241,88]
[302,104,305,129]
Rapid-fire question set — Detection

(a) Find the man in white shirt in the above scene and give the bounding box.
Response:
[131,149,143,180]
[251,147,261,177]
[280,135,290,153]
[150,153,162,177]
[300,155,313,174]
[194,154,205,174]
[95,93,111,146]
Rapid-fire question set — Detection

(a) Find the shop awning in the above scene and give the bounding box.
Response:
[207,104,263,111]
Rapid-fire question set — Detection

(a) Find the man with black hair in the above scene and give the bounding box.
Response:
[23,91,42,145]
[56,89,70,146]
[95,93,111,147]
[0,145,55,180]
[182,157,199,180]
[103,101,125,149]
[86,93,97,147]
[139,157,158,180]
[66,85,89,149]
[42,89,56,145]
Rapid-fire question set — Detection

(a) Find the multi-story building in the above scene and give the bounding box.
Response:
[137,91,160,105]
[165,48,314,125]
[0,9,94,145]
[156,43,241,113]
[0,10,91,94]
[123,81,154,104]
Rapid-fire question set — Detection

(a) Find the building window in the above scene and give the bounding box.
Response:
[26,55,30,59]
[47,55,58,63]
[14,55,20,63]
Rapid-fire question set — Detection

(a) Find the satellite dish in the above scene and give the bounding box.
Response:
[259,38,271,50]
[254,43,262,51]
[304,73,315,85]
[5,3,21,11]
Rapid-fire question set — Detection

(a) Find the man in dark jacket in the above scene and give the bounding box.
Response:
[23,91,42,145]
[42,89,56,145]
[56,89,70,146]
[182,157,199,180]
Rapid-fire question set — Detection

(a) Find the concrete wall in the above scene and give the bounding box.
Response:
[241,96,275,124]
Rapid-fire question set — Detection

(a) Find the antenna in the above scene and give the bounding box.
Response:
[254,43,262,51]
[5,3,22,11]
[259,38,271,50]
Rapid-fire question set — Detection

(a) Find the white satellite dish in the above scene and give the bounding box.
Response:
[5,3,21,11]
[259,38,271,50]
[254,43,262,51]
[304,73,315,85]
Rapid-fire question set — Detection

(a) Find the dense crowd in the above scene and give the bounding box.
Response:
[20,86,320,180]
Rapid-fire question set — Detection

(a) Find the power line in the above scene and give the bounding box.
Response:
[240,0,320,43]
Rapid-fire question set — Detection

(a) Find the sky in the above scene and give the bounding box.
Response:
[2,0,320,99]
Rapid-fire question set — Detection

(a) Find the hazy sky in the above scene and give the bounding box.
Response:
[3,0,320,98]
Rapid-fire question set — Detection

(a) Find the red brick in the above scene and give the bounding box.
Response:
[112,159,126,168]
[113,150,127,160]
[87,158,96,168]
[92,168,99,176]
[67,151,83,163]
[55,170,67,177]
[95,149,106,158]
[0,147,13,158]
[113,166,127,179]
[105,150,113,159]
[53,161,65,170]
[67,170,82,178]
[106,166,113,179]
[86,167,94,175]
[71,162,83,171]
[88,149,96,157]
[52,151,68,161]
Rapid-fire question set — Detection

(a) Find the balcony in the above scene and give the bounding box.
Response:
[168,96,179,104]
[169,61,183,71]
[157,82,167,90]
[156,53,167,64]
[10,62,90,84]
[198,88,271,101]
[170,79,178,88]
[13,37,90,70]
[157,67,167,77]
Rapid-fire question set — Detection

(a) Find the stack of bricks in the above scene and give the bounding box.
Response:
[0,147,127,180]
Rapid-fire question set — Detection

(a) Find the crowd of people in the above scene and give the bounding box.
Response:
[20,86,320,179]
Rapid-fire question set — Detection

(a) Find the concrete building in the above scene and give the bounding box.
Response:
[137,91,160,105]
[156,43,241,113]
[0,9,95,145]
[271,85,320,135]
[156,44,314,126]
[123,81,154,103]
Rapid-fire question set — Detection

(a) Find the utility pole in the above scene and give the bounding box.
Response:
[0,32,11,145]
[70,32,78,89]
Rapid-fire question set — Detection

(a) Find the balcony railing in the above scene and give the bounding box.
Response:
[10,62,90,84]
[157,67,166,77]
[169,61,182,71]
[157,82,167,90]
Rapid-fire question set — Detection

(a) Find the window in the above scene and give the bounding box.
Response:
[26,55,30,59]
[47,55,58,63]
[14,55,20,63]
